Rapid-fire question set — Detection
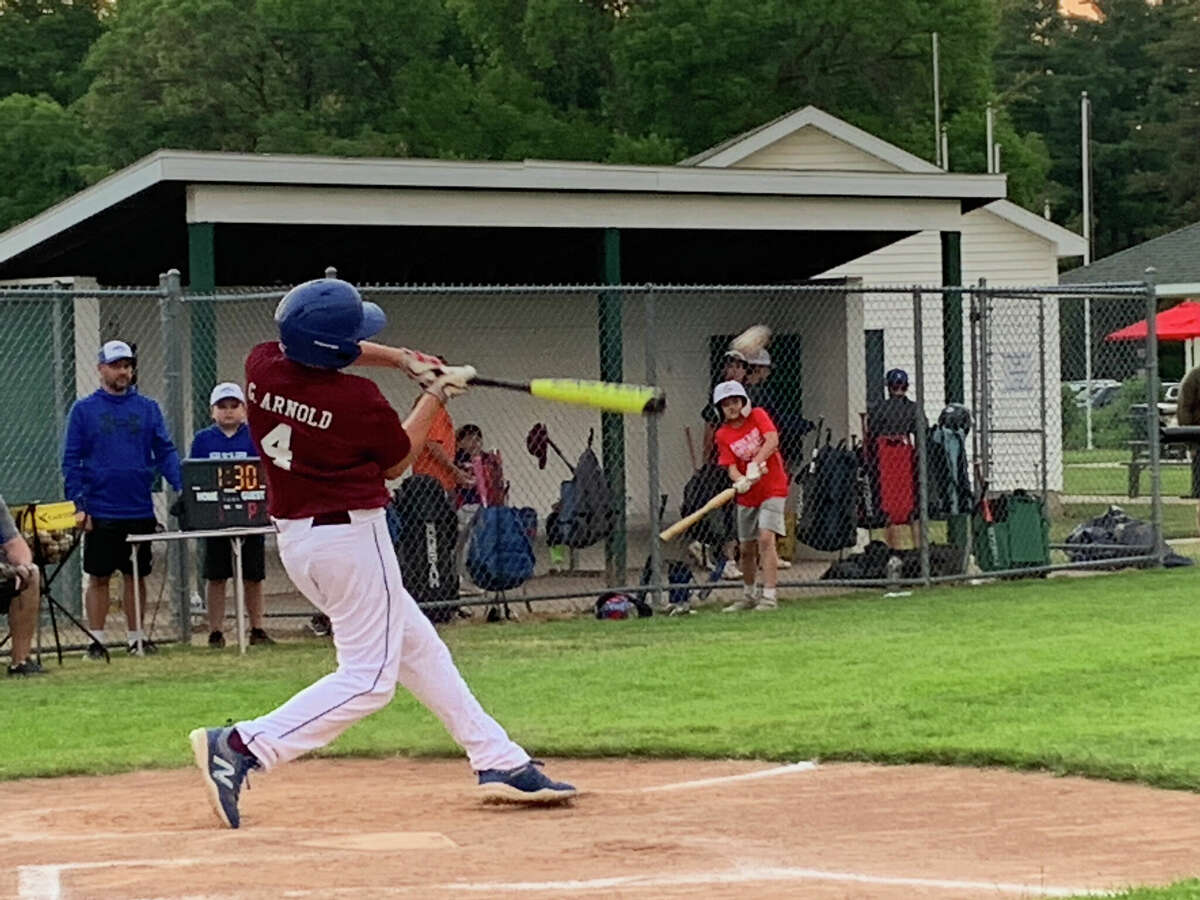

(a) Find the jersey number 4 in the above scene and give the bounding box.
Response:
[261,423,294,470]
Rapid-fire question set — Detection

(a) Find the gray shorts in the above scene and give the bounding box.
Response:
[736,496,786,541]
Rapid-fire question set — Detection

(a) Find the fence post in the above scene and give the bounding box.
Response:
[1038,296,1049,500]
[644,286,663,607]
[599,228,626,586]
[941,232,964,404]
[1145,268,1164,567]
[161,269,190,640]
[977,278,991,483]
[913,288,931,586]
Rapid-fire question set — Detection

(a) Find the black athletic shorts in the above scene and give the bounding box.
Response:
[83,517,157,577]
[0,581,16,615]
[202,535,266,582]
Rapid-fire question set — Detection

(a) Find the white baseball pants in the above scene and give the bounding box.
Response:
[236,508,529,773]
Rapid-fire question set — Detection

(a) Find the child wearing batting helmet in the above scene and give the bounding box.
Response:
[711,380,788,611]
[187,277,574,831]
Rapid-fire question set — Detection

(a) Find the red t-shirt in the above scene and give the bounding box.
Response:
[244,342,411,519]
[715,407,789,507]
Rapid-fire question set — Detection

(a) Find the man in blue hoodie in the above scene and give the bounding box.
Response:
[62,340,183,657]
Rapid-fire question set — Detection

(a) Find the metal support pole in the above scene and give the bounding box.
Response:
[161,269,190,641]
[914,289,931,586]
[599,228,626,586]
[1146,268,1164,567]
[1085,296,1094,449]
[1082,92,1094,450]
[1038,297,1048,499]
[233,537,247,655]
[932,33,942,168]
[985,104,995,174]
[187,222,217,433]
[969,283,982,464]
[941,231,964,404]
[978,279,991,483]
[644,287,663,608]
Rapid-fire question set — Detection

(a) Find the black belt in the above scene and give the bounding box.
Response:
[312,511,351,526]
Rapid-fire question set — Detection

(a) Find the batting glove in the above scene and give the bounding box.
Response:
[423,365,476,403]
[746,461,764,482]
[733,476,754,494]
[396,348,444,384]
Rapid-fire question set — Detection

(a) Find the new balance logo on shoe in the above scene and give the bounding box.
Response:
[189,726,259,829]
[211,755,236,790]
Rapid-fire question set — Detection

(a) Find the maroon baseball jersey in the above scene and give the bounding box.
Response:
[244,341,410,519]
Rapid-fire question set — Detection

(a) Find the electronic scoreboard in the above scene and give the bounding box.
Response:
[180,459,270,530]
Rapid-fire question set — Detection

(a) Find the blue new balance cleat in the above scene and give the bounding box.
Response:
[188,726,259,828]
[477,759,576,804]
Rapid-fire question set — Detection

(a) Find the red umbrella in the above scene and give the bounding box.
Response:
[1105,300,1200,342]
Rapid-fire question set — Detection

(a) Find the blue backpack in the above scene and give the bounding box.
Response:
[467,506,535,592]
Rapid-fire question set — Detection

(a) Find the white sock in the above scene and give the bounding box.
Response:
[127,630,144,644]
[91,629,106,644]
[762,588,777,601]
[743,584,756,600]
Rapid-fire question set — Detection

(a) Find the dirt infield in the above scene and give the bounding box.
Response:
[5,758,1200,899]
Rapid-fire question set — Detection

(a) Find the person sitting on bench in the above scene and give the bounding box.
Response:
[1,491,43,677]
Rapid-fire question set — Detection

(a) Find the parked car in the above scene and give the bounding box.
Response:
[1090,384,1123,409]
[1067,378,1121,408]
[1163,382,1181,403]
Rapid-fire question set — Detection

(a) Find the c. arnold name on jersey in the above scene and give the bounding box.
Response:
[246,382,333,430]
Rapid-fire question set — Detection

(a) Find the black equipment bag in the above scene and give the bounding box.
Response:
[679,463,733,547]
[547,438,615,549]
[392,475,460,622]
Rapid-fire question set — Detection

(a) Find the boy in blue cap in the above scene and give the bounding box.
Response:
[190,382,272,648]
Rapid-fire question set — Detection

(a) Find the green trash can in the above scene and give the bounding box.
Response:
[973,491,1049,574]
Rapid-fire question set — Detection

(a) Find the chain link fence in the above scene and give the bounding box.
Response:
[2,275,1177,658]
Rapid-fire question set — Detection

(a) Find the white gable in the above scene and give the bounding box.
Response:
[734,127,903,173]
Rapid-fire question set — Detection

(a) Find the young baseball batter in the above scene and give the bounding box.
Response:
[189,278,574,829]
[712,380,788,611]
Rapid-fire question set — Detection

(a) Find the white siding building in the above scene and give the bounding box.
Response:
[685,107,1087,491]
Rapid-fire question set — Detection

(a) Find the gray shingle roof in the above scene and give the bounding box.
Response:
[1062,221,1200,285]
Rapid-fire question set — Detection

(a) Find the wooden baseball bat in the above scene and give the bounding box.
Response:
[659,487,737,541]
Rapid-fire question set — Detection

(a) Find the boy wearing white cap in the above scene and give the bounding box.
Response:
[712,380,788,611]
[189,383,272,648]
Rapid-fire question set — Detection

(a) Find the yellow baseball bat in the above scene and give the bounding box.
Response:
[659,488,737,541]
[474,376,666,415]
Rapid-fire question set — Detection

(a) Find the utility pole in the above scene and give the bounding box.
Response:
[932,33,942,168]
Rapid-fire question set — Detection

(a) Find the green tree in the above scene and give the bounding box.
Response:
[0,0,104,105]
[606,0,996,161]
[996,0,1173,258]
[0,93,98,230]
[1136,0,1200,230]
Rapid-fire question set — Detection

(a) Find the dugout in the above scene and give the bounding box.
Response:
[0,114,1008,578]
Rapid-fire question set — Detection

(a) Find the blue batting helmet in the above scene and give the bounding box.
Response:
[274,278,386,369]
[885,368,909,388]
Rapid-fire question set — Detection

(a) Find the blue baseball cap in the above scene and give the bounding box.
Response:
[98,340,134,365]
[886,368,909,388]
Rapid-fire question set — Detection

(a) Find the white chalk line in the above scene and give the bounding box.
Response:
[20,857,1116,900]
[438,865,1117,896]
[3,826,306,844]
[16,856,309,900]
[635,760,817,792]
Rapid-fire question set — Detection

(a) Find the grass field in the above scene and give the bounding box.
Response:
[1056,502,1198,542]
[1063,461,1192,498]
[8,568,1200,898]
